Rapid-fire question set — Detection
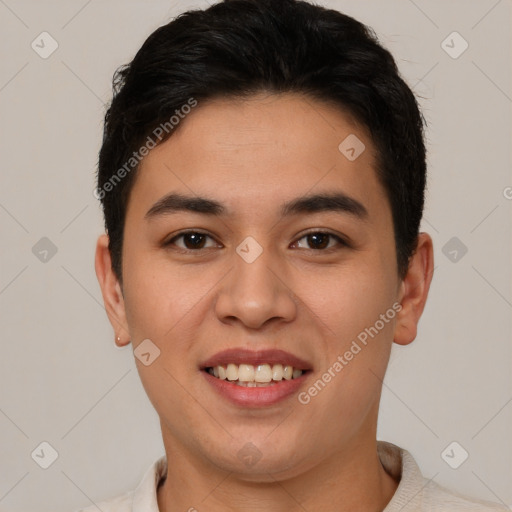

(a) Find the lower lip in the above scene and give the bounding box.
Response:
[202,371,308,407]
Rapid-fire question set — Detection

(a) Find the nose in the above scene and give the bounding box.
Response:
[214,244,297,330]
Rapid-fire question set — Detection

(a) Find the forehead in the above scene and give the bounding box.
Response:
[128,93,389,224]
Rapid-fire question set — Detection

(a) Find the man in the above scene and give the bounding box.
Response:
[86,0,508,510]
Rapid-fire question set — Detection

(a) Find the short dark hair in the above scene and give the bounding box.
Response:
[97,0,426,283]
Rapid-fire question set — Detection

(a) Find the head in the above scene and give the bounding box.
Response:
[95,0,433,481]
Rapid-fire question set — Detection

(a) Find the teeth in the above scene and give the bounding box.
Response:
[238,364,255,382]
[226,363,238,381]
[207,363,304,383]
[236,380,277,387]
[292,368,302,379]
[272,364,283,380]
[255,364,272,383]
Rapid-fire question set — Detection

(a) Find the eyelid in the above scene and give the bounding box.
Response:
[296,228,350,247]
[164,229,220,249]
[164,228,350,251]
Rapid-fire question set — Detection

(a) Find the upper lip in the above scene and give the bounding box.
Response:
[200,348,312,371]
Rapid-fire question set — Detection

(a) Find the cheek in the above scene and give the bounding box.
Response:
[122,246,183,339]
[306,261,395,342]
[122,246,220,360]
[298,281,396,442]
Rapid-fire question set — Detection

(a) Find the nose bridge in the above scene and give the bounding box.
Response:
[214,236,297,329]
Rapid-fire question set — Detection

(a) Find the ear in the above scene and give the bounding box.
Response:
[94,234,131,347]
[393,232,434,346]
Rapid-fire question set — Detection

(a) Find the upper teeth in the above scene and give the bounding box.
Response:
[208,363,303,382]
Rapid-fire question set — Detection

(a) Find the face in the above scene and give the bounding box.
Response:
[96,92,432,481]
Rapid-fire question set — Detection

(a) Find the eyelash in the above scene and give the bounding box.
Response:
[164,229,349,253]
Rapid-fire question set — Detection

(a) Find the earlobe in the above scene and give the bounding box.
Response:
[94,234,131,346]
[393,233,434,346]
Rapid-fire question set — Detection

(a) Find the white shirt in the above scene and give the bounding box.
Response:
[74,441,509,511]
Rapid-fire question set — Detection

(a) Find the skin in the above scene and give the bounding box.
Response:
[95,92,434,512]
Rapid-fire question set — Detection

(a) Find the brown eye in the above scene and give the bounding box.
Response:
[166,231,217,251]
[293,231,347,251]
[165,230,348,253]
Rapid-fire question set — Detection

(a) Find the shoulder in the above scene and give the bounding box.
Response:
[378,441,509,512]
[422,479,510,511]
[72,489,133,512]
[71,454,167,512]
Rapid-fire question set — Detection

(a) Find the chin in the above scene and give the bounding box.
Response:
[202,440,314,482]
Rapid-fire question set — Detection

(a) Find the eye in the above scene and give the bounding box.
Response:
[164,229,348,253]
[292,231,348,251]
[165,230,219,251]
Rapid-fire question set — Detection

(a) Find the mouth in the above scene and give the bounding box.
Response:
[200,348,312,406]
[205,363,307,387]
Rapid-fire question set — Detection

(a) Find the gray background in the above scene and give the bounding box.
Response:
[0,0,511,510]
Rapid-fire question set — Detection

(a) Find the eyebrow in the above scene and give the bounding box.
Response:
[144,191,368,221]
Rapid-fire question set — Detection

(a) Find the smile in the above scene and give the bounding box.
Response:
[206,363,304,387]
[201,348,312,406]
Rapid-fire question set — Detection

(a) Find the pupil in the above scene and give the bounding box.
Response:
[185,233,205,249]
[309,233,328,249]
[182,233,329,250]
